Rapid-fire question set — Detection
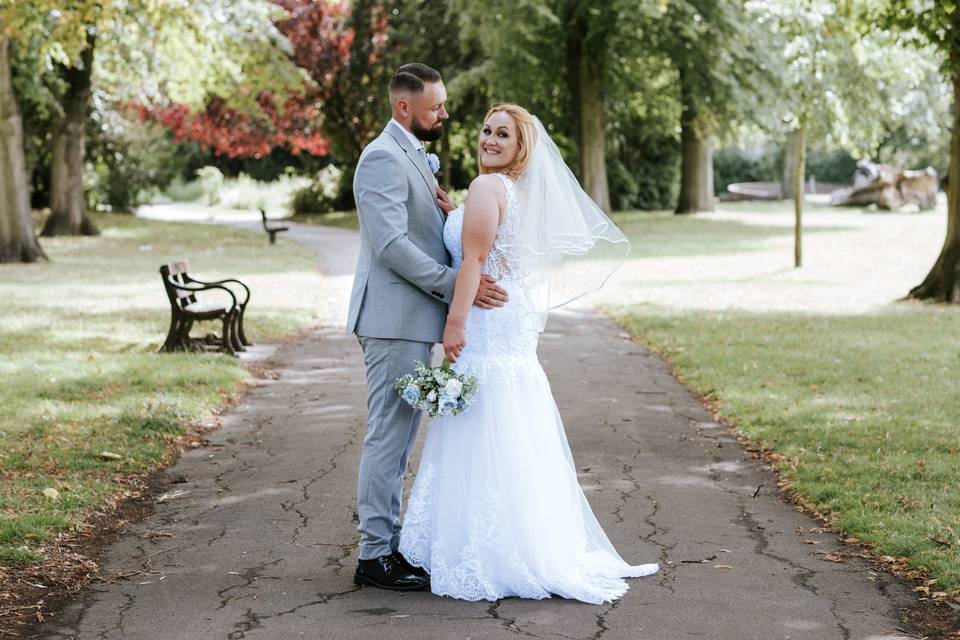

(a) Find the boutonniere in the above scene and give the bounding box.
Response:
[425,152,440,175]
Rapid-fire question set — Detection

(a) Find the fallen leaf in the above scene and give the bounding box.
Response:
[42,488,59,500]
[713,564,734,570]
[99,451,122,460]
[804,539,820,545]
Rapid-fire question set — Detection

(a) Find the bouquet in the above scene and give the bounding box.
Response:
[394,359,478,418]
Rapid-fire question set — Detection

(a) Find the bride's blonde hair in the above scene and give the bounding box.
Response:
[478,104,538,180]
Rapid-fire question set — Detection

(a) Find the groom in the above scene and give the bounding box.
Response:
[347,63,507,591]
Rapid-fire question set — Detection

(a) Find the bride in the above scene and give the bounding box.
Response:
[397,104,659,603]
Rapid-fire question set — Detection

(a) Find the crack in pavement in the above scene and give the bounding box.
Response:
[95,590,135,640]
[591,598,620,640]
[281,430,359,546]
[216,558,283,611]
[226,607,264,640]
[485,600,541,638]
[641,493,677,594]
[735,497,852,640]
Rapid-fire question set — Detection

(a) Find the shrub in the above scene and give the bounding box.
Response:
[290,165,345,215]
[713,145,781,194]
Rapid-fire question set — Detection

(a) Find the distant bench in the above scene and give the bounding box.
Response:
[159,260,251,356]
[260,209,289,244]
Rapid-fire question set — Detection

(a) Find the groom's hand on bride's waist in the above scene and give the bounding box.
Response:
[474,274,508,309]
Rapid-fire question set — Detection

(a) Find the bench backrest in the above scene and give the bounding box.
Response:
[260,209,269,230]
[160,260,195,309]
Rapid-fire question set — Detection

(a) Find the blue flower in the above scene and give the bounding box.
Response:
[425,152,440,174]
[438,394,457,415]
[402,385,420,406]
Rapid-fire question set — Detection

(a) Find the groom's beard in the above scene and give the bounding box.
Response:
[413,121,444,142]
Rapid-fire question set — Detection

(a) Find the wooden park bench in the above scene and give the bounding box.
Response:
[260,208,289,244]
[159,260,252,356]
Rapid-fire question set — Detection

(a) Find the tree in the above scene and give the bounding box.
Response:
[42,31,97,236]
[454,0,654,213]
[746,0,859,267]
[137,92,328,160]
[0,35,44,262]
[272,0,393,207]
[652,1,772,214]
[389,0,487,190]
[871,0,960,301]
[1,0,303,238]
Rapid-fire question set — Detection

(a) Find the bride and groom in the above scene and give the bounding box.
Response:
[346,63,658,603]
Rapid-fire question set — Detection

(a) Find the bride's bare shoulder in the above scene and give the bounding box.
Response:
[466,174,506,205]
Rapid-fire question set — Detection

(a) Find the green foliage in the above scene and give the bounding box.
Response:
[805,148,858,184]
[160,176,207,203]
[85,99,190,211]
[868,0,957,74]
[195,166,224,206]
[289,166,345,215]
[713,145,781,194]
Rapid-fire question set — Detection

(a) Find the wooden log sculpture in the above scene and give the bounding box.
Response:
[830,160,938,211]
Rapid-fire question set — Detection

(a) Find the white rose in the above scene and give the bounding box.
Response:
[426,390,437,402]
[444,378,463,398]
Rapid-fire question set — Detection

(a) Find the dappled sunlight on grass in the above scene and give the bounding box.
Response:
[0,213,324,566]
[586,198,946,314]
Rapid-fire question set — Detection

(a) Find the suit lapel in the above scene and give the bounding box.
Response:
[384,123,443,222]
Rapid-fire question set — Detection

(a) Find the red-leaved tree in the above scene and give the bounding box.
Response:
[272,0,395,206]
[136,91,328,159]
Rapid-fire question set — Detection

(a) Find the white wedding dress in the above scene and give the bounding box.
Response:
[397,173,659,603]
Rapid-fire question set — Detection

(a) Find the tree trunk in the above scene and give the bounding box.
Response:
[675,69,715,214]
[0,37,44,263]
[782,129,802,200]
[792,119,807,269]
[568,13,611,213]
[908,71,960,301]
[41,36,98,237]
[675,120,715,214]
[577,55,611,213]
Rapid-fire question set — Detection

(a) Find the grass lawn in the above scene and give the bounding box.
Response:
[290,211,360,230]
[598,197,956,594]
[610,303,960,593]
[0,214,324,568]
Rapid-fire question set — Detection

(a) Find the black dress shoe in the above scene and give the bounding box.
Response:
[392,551,428,578]
[354,553,429,591]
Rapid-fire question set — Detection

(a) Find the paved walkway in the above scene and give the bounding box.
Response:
[36,218,924,639]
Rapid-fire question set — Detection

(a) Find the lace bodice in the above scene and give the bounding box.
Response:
[443,172,522,282]
[441,172,539,381]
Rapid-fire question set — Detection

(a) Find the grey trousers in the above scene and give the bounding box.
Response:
[356,335,432,560]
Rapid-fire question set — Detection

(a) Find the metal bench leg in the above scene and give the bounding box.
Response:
[237,303,251,346]
[268,230,277,244]
[161,313,179,352]
[179,318,197,351]
[220,314,237,356]
[229,310,244,352]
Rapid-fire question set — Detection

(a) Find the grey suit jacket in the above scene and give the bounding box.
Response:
[346,121,457,342]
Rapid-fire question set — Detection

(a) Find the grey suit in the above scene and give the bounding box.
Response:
[347,121,457,560]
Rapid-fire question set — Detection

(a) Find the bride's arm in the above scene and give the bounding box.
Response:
[443,176,504,362]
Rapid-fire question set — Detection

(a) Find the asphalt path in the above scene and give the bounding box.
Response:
[35,217,924,640]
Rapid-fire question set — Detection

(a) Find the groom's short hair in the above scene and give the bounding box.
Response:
[390,63,442,95]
